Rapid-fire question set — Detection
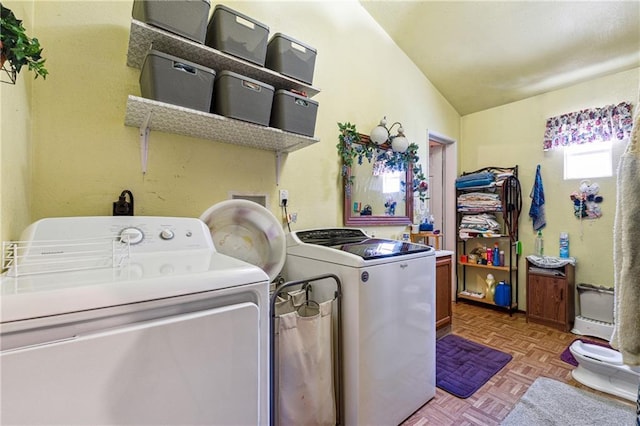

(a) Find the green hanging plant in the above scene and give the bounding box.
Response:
[337,121,429,202]
[1,3,48,83]
[337,122,372,189]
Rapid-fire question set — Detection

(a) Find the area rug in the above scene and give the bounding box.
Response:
[501,377,634,425]
[560,338,612,366]
[436,334,512,398]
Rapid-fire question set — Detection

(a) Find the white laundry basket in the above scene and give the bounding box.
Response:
[269,274,342,426]
[577,283,614,324]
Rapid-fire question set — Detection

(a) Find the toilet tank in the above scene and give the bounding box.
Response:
[577,283,614,324]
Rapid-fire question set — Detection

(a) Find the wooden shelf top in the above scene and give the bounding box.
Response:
[457,292,517,309]
[457,261,513,271]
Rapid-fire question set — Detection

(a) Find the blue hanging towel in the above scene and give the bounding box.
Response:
[529,164,546,231]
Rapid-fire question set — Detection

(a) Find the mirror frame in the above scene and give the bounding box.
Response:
[343,134,414,226]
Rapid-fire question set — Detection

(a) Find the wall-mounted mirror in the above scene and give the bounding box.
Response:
[343,135,414,226]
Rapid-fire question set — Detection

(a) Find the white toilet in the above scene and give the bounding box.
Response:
[569,283,639,402]
[569,340,640,402]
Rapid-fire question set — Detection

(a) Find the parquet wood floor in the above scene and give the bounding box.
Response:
[401,302,635,425]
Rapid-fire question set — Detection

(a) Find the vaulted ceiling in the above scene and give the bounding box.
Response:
[360,1,640,116]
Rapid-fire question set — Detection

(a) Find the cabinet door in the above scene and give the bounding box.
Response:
[543,277,566,323]
[528,274,567,325]
[435,256,452,329]
[527,274,547,319]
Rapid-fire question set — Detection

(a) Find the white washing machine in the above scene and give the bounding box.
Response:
[284,228,436,426]
[1,216,269,425]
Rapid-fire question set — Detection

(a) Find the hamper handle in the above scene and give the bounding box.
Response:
[235,15,255,30]
[290,41,307,53]
[242,80,262,92]
[172,62,197,75]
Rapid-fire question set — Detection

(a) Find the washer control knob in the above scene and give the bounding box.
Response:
[160,229,174,240]
[120,227,144,245]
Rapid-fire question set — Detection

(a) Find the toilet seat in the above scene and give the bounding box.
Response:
[570,341,624,365]
[569,340,640,402]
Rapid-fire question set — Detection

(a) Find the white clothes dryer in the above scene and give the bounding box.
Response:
[1,216,269,425]
[284,228,436,426]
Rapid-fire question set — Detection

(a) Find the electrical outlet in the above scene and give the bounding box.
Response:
[279,189,289,206]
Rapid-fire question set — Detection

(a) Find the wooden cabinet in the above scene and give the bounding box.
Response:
[411,232,442,250]
[435,254,452,336]
[526,259,575,331]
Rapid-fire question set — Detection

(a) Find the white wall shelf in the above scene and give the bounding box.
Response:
[125,19,321,179]
[127,19,320,97]
[125,95,319,177]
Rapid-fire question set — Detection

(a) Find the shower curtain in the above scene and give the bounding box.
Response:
[277,299,335,426]
[611,99,640,367]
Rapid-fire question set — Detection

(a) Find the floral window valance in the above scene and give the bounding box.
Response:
[543,102,634,150]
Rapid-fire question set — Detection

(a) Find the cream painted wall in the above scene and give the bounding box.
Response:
[460,68,640,309]
[16,0,459,244]
[1,0,35,242]
[7,0,634,315]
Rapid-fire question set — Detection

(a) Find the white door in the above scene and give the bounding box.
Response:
[1,302,260,425]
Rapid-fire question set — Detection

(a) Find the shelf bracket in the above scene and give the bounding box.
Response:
[275,151,282,186]
[139,111,152,174]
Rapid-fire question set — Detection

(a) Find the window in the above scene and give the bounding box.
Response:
[563,141,612,180]
[382,170,402,193]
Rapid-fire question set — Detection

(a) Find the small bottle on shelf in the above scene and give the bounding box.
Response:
[492,243,500,266]
[559,232,569,258]
[535,230,544,256]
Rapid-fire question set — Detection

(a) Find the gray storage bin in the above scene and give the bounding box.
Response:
[266,33,317,85]
[132,0,210,44]
[577,283,614,323]
[205,5,269,66]
[212,70,274,126]
[140,50,216,112]
[270,90,318,137]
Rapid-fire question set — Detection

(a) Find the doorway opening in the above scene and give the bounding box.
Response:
[427,131,456,252]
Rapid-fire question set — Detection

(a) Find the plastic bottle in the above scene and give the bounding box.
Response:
[559,232,569,258]
[485,274,495,300]
[535,230,544,256]
[492,243,500,266]
[499,250,505,266]
[495,281,511,307]
[486,246,493,265]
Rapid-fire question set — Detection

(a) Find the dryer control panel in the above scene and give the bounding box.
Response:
[19,216,214,253]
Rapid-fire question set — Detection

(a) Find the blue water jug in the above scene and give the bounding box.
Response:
[494,281,511,307]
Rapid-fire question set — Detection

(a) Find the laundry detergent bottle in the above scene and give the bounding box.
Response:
[494,281,511,307]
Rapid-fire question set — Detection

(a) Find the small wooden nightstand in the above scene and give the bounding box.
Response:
[526,258,575,332]
[410,232,442,250]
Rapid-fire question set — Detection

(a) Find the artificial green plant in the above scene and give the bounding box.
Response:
[337,122,429,201]
[1,3,48,82]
